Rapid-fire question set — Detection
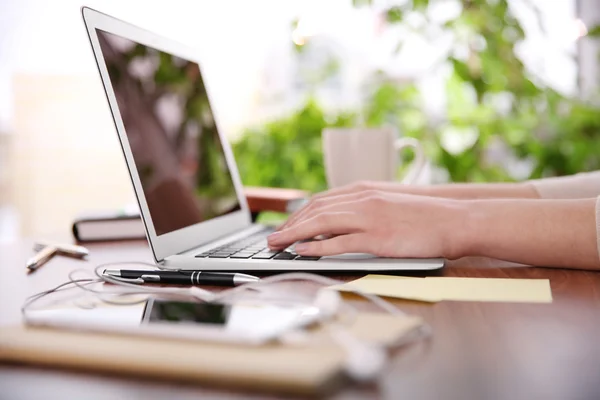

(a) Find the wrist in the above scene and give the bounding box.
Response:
[455,199,508,260]
[440,199,480,259]
[444,200,489,260]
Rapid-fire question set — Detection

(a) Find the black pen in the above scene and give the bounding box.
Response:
[102,269,260,286]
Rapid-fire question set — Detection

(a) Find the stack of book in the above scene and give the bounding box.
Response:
[71,209,145,242]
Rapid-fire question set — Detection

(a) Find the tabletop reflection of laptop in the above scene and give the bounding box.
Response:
[82,7,444,271]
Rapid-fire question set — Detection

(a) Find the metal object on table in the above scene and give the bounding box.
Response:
[26,241,89,273]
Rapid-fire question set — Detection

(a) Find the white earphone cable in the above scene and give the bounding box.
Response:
[21,261,432,383]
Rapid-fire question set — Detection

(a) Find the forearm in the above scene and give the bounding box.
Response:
[457,198,599,270]
[413,182,540,200]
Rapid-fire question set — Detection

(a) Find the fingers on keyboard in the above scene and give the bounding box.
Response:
[196,228,320,260]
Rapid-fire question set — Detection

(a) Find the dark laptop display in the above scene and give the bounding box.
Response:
[96,29,240,236]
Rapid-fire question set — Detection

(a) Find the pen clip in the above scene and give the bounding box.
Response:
[102,274,144,285]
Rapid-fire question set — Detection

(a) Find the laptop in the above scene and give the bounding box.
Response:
[81,7,444,272]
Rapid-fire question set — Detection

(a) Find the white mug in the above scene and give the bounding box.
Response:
[322,127,427,188]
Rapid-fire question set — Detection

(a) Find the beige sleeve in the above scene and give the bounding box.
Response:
[529,171,600,199]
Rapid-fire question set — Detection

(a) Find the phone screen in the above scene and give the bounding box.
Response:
[143,299,322,341]
[146,300,231,325]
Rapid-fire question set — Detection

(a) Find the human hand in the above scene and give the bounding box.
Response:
[267,190,469,259]
[279,181,428,231]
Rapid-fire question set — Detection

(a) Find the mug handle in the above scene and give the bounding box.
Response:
[394,138,426,185]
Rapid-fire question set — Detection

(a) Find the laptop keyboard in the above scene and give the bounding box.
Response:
[195,227,321,261]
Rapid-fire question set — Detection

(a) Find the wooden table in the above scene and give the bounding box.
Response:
[1,238,599,400]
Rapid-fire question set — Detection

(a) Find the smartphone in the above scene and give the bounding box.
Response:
[140,298,323,345]
[24,297,323,345]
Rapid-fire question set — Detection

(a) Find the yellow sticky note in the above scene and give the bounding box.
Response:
[331,275,439,303]
[332,275,552,304]
[424,277,552,303]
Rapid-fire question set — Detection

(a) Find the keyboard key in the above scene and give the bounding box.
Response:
[230,252,255,259]
[198,228,276,259]
[284,246,297,255]
[220,249,242,254]
[252,251,280,259]
[295,256,321,261]
[274,252,297,260]
[247,250,266,255]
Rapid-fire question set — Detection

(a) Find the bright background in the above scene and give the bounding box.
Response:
[0,0,596,242]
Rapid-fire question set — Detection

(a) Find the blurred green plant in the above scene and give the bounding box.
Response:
[232,0,600,193]
[233,99,356,193]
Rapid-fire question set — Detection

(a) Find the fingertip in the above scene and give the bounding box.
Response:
[267,240,286,250]
[294,243,309,253]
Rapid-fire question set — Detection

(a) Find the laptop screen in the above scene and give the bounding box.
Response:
[96,29,241,236]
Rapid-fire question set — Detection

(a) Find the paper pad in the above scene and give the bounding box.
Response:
[332,275,552,303]
[0,312,422,396]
